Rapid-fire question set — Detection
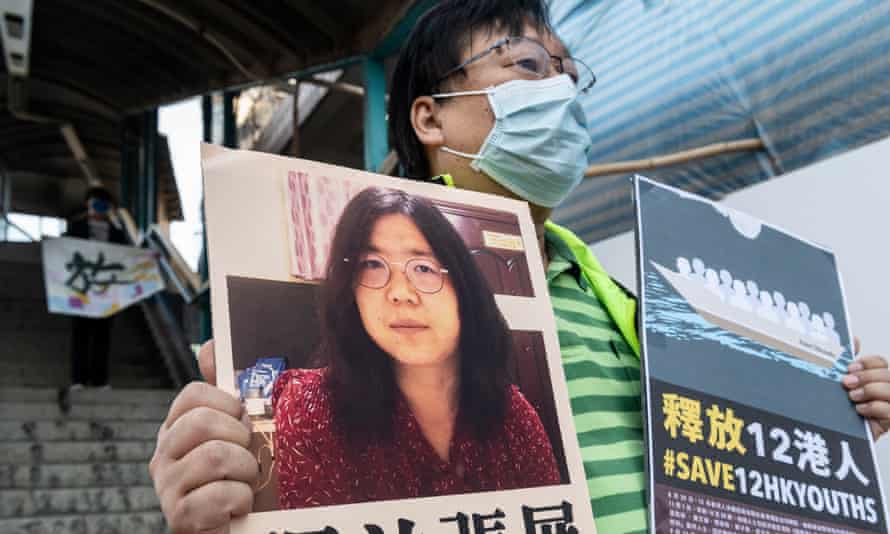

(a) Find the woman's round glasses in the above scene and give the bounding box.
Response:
[349,253,449,294]
[436,35,596,93]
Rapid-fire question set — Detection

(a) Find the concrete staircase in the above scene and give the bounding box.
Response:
[0,387,173,533]
[0,240,190,532]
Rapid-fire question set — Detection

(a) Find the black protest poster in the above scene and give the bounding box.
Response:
[635,176,888,533]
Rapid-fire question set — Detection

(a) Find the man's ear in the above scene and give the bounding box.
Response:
[410,96,445,148]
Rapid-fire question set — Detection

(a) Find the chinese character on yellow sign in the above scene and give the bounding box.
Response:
[663,393,704,444]
[706,404,746,455]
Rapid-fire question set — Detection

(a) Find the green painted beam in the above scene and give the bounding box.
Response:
[202,95,213,143]
[223,90,238,148]
[372,0,438,58]
[119,116,140,217]
[197,90,238,344]
[136,128,147,231]
[142,109,158,229]
[363,57,388,172]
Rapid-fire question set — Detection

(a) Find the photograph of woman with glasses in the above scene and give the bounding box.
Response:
[272,186,560,509]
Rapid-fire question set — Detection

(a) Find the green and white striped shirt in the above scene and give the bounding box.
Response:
[546,230,649,534]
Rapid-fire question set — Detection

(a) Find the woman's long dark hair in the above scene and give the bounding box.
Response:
[317,187,513,445]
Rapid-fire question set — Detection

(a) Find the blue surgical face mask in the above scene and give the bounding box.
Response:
[89,198,109,214]
[432,74,590,208]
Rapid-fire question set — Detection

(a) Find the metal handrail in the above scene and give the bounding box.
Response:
[0,214,37,242]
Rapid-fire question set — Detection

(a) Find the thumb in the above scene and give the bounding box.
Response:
[198,339,217,386]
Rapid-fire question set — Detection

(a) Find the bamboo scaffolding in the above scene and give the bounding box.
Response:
[584,138,765,178]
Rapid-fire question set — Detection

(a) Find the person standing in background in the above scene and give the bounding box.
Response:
[64,186,128,389]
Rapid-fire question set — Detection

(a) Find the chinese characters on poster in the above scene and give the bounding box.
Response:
[42,237,163,318]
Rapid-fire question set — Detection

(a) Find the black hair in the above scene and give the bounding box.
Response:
[317,187,513,445]
[388,0,554,179]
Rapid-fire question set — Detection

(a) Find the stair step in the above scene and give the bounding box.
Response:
[0,511,167,534]
[0,441,155,464]
[0,462,152,489]
[0,387,177,405]
[0,420,162,442]
[0,485,159,517]
[0,401,170,421]
[0,363,173,389]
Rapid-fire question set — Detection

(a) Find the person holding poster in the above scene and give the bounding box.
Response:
[65,186,128,389]
[150,1,890,532]
[273,187,558,508]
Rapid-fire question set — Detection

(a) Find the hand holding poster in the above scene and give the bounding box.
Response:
[635,176,888,533]
[42,237,164,318]
[202,144,596,534]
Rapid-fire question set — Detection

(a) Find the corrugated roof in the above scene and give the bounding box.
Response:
[0,0,416,219]
[549,0,890,243]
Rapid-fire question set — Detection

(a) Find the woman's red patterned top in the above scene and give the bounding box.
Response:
[272,368,560,509]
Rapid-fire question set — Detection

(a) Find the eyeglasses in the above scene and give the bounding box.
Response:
[435,36,596,93]
[348,253,450,294]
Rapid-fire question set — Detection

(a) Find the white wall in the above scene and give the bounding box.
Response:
[587,135,890,495]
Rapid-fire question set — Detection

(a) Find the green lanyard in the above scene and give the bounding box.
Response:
[545,220,640,357]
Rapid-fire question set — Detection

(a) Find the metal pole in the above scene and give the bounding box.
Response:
[120,126,130,215]
[291,83,301,157]
[142,109,158,228]
[137,124,147,231]
[198,94,213,343]
[202,95,213,143]
[120,116,140,216]
[363,57,388,172]
[197,91,237,345]
[223,90,237,148]
[0,170,9,241]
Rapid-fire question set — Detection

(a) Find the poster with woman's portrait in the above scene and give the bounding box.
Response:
[202,144,595,534]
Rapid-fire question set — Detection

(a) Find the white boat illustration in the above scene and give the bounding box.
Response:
[650,261,843,368]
